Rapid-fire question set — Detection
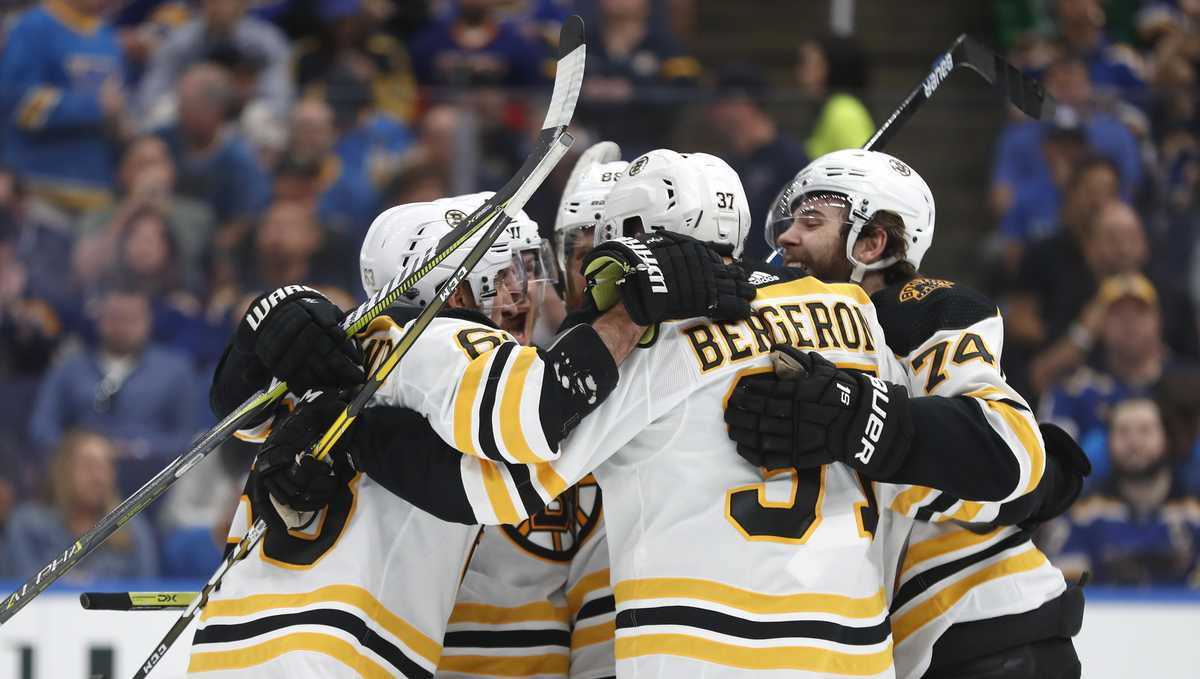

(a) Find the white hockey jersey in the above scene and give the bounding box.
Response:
[447,275,914,678]
[436,476,614,679]
[188,309,562,679]
[868,278,1066,679]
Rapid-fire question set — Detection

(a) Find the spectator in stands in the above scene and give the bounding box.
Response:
[1154,368,1200,494]
[578,0,701,156]
[4,430,158,580]
[1038,273,1188,477]
[408,0,547,88]
[991,56,1141,222]
[1055,0,1148,105]
[156,63,270,256]
[283,97,378,238]
[325,66,414,201]
[74,135,216,287]
[706,64,807,263]
[380,159,450,208]
[0,174,64,380]
[29,286,197,461]
[242,200,355,301]
[796,34,874,159]
[73,207,193,297]
[0,0,128,214]
[996,107,1091,262]
[293,0,418,123]
[1004,158,1121,367]
[1049,398,1200,586]
[1010,195,1199,394]
[137,0,292,122]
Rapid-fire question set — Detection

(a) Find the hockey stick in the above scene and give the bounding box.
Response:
[131,520,266,679]
[766,34,1054,264]
[129,18,584,678]
[80,591,196,611]
[865,33,1055,151]
[0,16,586,630]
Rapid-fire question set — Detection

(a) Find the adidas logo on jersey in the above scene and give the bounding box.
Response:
[614,237,668,294]
[854,375,890,466]
[748,271,780,286]
[246,285,319,331]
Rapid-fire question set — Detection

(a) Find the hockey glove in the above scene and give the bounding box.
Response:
[255,395,356,513]
[1020,423,1091,530]
[582,231,754,326]
[724,345,914,479]
[236,285,366,395]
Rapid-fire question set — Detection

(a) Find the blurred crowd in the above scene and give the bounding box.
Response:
[0,0,1197,589]
[988,0,1200,588]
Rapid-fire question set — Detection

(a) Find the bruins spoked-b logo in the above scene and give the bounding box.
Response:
[502,476,603,561]
[444,209,467,227]
[888,158,912,176]
[628,155,649,176]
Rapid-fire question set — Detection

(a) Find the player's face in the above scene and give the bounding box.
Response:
[492,264,532,345]
[775,200,853,282]
[563,226,594,310]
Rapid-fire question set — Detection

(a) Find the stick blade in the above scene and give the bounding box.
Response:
[958,36,1056,121]
[559,14,584,56]
[543,15,586,130]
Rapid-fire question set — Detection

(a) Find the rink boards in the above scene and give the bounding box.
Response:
[0,581,1196,678]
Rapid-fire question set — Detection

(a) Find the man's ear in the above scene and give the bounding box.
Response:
[446,282,476,311]
[852,226,888,265]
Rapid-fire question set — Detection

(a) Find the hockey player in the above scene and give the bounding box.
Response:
[553,141,629,309]
[432,186,616,679]
[725,149,1090,679]
[190,193,751,677]
[267,148,1089,678]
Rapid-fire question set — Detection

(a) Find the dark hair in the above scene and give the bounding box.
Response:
[837,209,917,284]
[108,207,184,295]
[820,35,868,91]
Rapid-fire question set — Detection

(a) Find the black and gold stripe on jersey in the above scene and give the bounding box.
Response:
[569,567,616,654]
[613,578,893,674]
[450,322,621,466]
[889,528,1051,644]
[190,584,442,678]
[193,608,433,678]
[439,601,571,677]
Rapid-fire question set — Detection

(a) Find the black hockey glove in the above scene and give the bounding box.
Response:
[724,345,914,479]
[255,395,356,513]
[1020,423,1091,529]
[236,285,366,395]
[582,231,754,326]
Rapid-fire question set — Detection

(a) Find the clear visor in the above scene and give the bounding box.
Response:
[476,250,528,317]
[765,186,851,251]
[520,240,558,307]
[556,224,595,276]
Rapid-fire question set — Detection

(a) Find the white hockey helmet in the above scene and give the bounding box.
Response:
[766,149,935,281]
[438,191,557,286]
[554,141,628,273]
[597,149,751,258]
[359,198,523,315]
